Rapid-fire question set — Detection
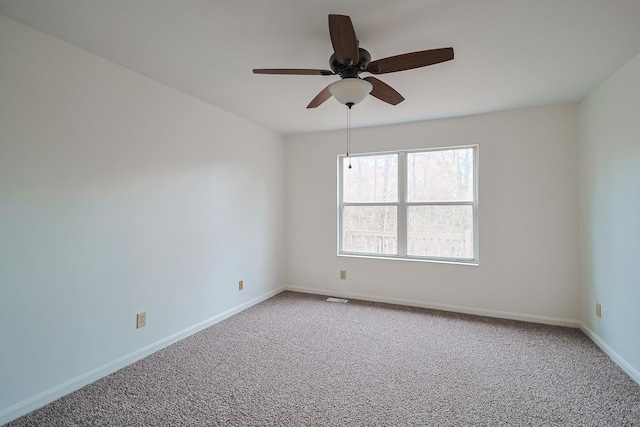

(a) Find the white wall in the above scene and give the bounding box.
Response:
[0,15,285,422]
[285,104,580,324]
[579,52,640,380]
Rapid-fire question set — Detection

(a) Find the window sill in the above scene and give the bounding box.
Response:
[337,252,479,266]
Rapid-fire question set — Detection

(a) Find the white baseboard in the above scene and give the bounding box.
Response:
[579,322,640,385]
[285,286,579,327]
[0,286,286,426]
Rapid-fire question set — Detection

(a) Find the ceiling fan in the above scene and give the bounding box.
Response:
[253,14,454,108]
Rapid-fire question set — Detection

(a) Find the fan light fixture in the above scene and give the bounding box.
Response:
[329,79,372,170]
[329,78,372,106]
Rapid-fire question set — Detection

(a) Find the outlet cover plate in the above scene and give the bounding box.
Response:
[136,312,147,329]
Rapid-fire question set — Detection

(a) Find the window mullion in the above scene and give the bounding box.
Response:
[337,157,344,254]
[397,152,407,257]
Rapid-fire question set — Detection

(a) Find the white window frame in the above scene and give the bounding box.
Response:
[338,145,479,265]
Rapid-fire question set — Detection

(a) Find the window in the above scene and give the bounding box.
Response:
[338,146,478,264]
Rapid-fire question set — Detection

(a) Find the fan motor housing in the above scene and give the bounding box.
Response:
[330,48,371,78]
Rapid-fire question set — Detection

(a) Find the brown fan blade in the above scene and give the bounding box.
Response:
[363,77,405,105]
[367,47,454,74]
[307,85,333,108]
[328,14,359,66]
[253,68,334,76]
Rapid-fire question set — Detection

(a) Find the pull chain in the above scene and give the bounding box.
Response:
[346,103,353,169]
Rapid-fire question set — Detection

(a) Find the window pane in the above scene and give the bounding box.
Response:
[407,149,473,202]
[407,205,473,258]
[343,206,397,254]
[343,154,398,202]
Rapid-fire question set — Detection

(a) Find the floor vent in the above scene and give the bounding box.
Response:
[326,297,349,303]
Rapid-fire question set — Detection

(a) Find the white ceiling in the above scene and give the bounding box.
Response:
[2,0,640,135]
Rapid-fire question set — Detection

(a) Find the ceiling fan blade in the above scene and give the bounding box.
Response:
[363,77,405,105]
[328,14,359,66]
[307,85,333,108]
[253,68,334,76]
[367,47,454,74]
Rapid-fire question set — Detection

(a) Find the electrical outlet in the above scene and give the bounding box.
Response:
[340,270,347,280]
[136,312,147,329]
[596,303,602,318]
[239,280,244,291]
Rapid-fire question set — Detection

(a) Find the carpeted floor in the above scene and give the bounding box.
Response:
[7,291,640,426]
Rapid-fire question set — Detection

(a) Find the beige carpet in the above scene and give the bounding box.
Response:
[7,291,640,426]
